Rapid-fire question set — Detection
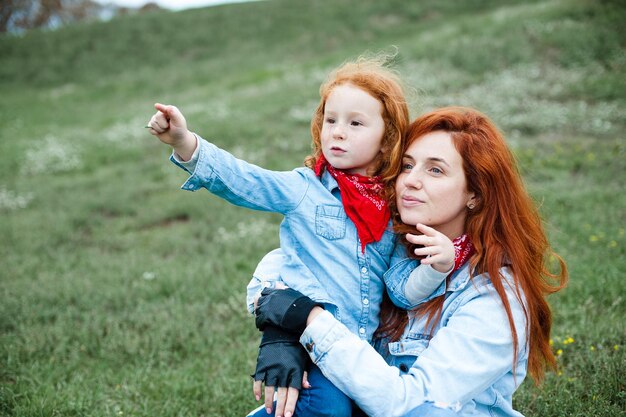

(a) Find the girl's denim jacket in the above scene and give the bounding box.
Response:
[300,264,530,417]
[171,137,434,341]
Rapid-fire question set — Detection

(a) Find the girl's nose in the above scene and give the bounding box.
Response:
[333,124,346,140]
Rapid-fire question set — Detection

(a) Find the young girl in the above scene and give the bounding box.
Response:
[147,56,455,417]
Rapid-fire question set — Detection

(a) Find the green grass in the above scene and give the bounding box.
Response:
[1,0,625,415]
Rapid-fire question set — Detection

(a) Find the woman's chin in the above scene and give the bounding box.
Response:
[399,214,421,226]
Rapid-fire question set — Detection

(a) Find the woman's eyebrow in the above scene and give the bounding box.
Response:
[426,156,450,167]
[403,154,450,167]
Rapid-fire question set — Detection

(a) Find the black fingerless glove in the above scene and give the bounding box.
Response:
[255,288,322,334]
[252,325,308,390]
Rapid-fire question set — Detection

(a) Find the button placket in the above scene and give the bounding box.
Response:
[357,251,370,340]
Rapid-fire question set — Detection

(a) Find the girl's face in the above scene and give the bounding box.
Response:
[320,84,385,176]
[395,131,476,240]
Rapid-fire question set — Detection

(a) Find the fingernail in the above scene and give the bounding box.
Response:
[285,412,292,417]
[266,408,272,415]
[255,394,260,401]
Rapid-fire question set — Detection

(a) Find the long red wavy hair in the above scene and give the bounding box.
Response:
[378,107,567,384]
[304,54,409,181]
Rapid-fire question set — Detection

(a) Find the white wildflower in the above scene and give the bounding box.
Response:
[0,187,34,210]
[21,135,81,175]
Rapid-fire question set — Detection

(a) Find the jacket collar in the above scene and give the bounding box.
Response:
[319,169,340,192]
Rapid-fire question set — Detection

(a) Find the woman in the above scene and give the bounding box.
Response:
[254,106,568,417]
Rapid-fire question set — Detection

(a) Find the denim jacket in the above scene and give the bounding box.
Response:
[171,137,424,341]
[300,263,529,417]
[247,249,446,314]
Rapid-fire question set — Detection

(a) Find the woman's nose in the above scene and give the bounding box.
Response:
[403,171,422,189]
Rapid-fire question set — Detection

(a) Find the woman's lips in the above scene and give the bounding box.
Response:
[401,195,425,206]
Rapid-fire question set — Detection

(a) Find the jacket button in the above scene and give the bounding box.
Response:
[305,342,314,352]
[399,364,409,373]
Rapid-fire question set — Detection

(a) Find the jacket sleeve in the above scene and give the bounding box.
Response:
[300,282,528,417]
[383,245,447,309]
[402,266,448,306]
[169,136,309,214]
[246,248,287,314]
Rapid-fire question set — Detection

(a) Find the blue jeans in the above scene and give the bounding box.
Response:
[246,369,457,417]
[247,364,352,417]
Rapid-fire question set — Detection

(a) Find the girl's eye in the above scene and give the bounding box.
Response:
[401,163,413,171]
[325,118,335,124]
[350,120,362,126]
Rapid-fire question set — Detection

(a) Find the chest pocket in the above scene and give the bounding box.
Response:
[315,205,346,240]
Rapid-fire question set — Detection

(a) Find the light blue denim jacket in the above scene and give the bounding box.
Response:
[249,248,446,317]
[300,263,529,417]
[171,137,428,341]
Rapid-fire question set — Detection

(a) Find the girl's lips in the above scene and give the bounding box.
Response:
[330,146,346,154]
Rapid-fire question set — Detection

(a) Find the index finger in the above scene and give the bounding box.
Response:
[154,103,171,119]
[154,103,184,125]
[414,223,437,236]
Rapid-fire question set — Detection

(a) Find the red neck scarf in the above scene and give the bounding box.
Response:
[315,156,390,253]
[451,234,475,274]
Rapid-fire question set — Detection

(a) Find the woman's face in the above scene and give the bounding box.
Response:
[395,130,476,240]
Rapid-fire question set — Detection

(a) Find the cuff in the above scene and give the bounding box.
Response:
[169,135,217,192]
[383,258,420,309]
[171,134,200,165]
[299,310,350,363]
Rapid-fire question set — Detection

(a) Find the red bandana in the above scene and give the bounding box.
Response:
[451,234,475,274]
[315,155,390,253]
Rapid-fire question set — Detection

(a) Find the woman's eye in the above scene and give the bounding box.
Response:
[401,163,413,171]
[429,167,443,175]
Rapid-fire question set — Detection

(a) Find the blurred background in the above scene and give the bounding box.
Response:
[0,0,624,416]
[1,0,254,32]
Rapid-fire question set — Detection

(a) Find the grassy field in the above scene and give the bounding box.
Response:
[0,0,624,415]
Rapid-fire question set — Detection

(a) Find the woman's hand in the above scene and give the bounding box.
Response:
[406,223,455,273]
[255,288,322,334]
[253,282,288,311]
[252,326,309,417]
[252,372,311,417]
[251,288,321,416]
[306,306,325,326]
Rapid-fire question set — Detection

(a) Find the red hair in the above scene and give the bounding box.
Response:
[378,107,567,384]
[305,55,409,181]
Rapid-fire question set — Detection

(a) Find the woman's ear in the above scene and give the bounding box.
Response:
[467,194,479,210]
